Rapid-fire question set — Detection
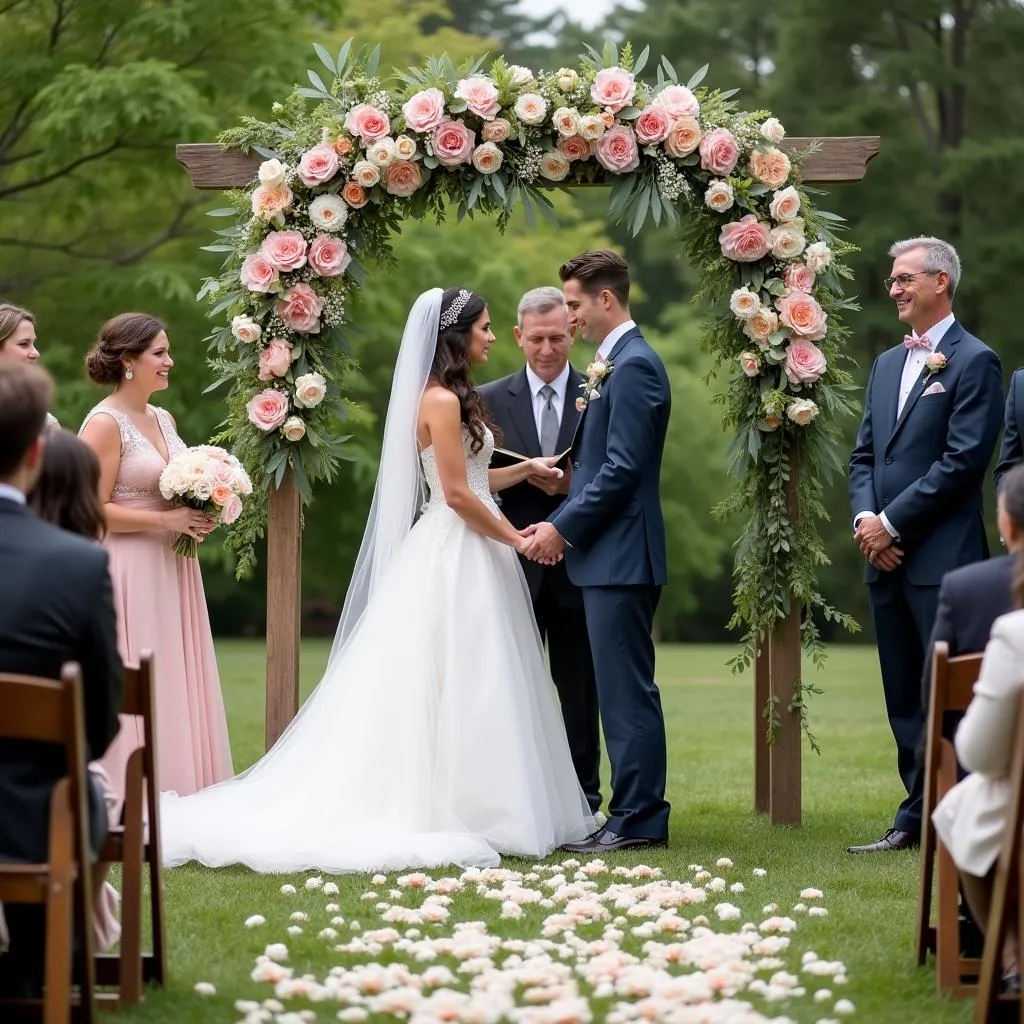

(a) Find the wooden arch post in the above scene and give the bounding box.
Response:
[177,135,879,802]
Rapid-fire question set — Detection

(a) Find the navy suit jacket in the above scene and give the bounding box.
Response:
[994,367,1024,493]
[849,320,1003,586]
[551,326,670,588]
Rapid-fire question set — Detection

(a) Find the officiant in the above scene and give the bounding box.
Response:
[479,286,601,815]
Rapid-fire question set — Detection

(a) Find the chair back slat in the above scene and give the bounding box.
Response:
[939,653,984,712]
[0,675,71,743]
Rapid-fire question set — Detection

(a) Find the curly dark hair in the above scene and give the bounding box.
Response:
[431,288,493,454]
[85,312,166,386]
[29,429,106,540]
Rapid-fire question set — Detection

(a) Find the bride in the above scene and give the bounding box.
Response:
[160,287,596,872]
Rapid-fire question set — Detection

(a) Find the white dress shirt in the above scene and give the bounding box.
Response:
[0,482,26,505]
[525,362,570,445]
[596,319,637,363]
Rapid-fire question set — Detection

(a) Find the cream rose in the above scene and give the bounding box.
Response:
[513,93,548,126]
[552,107,581,138]
[739,351,761,377]
[729,287,761,319]
[366,137,397,168]
[556,68,580,93]
[804,241,833,272]
[704,180,734,213]
[308,194,348,233]
[750,147,792,188]
[251,183,293,221]
[539,152,570,182]
[231,315,262,344]
[784,339,827,385]
[743,308,780,347]
[770,224,806,260]
[760,117,786,144]
[281,416,307,442]
[508,65,534,88]
[786,398,819,426]
[591,66,636,113]
[481,117,512,143]
[384,160,423,197]
[258,159,286,188]
[578,114,606,142]
[394,135,418,161]
[769,186,801,222]
[471,142,503,175]
[294,372,327,409]
[352,160,381,188]
[664,117,702,158]
[776,290,827,341]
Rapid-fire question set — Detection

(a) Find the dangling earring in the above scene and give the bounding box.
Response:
[124,364,134,381]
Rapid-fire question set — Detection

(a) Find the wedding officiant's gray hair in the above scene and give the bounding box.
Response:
[517,286,568,327]
[889,235,961,296]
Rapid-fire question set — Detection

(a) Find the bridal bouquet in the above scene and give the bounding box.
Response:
[158,446,253,558]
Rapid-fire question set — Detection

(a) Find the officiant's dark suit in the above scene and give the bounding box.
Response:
[480,352,601,813]
[994,367,1024,492]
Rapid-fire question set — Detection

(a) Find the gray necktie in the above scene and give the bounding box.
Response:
[539,384,559,457]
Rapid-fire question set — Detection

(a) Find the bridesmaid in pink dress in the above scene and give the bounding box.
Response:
[79,312,233,799]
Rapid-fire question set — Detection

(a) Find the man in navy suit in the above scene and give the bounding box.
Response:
[478,287,601,814]
[995,368,1024,492]
[523,249,671,853]
[849,235,1003,853]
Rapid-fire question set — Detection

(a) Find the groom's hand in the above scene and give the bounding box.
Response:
[521,522,566,564]
[528,466,571,496]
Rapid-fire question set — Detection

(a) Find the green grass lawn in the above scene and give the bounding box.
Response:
[114,641,971,1023]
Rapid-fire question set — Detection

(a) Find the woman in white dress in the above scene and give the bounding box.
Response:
[161,287,595,873]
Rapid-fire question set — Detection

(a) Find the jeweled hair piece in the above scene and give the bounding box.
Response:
[438,289,472,330]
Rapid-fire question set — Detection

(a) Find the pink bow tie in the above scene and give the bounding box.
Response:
[904,334,931,351]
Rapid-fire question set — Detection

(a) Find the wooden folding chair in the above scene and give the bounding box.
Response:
[916,641,985,996]
[94,652,166,1007]
[974,689,1024,1023]
[0,663,97,1024]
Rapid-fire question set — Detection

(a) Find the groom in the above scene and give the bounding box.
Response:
[523,249,672,853]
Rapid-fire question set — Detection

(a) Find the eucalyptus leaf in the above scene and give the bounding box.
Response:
[313,43,336,75]
[687,63,709,90]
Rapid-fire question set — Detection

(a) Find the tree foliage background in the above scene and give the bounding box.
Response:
[3,0,1021,642]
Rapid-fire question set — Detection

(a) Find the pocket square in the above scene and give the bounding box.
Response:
[923,381,946,396]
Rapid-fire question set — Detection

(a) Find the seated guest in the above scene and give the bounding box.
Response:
[932,464,1024,994]
[0,364,122,995]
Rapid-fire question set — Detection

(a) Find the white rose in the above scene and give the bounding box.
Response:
[805,241,833,272]
[704,180,734,212]
[231,314,262,344]
[281,416,306,442]
[769,185,801,222]
[308,194,348,233]
[539,152,570,182]
[771,224,806,259]
[556,68,579,93]
[729,287,761,319]
[191,477,212,502]
[760,117,786,144]
[258,158,286,187]
[509,65,535,88]
[367,137,396,168]
[353,160,380,188]
[552,106,581,137]
[471,142,503,175]
[786,398,819,425]
[514,92,548,126]
[294,371,327,409]
[394,134,418,161]
[578,114,605,141]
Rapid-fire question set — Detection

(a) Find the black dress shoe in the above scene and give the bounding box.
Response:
[846,827,919,854]
[560,827,667,855]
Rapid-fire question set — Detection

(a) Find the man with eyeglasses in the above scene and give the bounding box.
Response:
[848,235,1003,855]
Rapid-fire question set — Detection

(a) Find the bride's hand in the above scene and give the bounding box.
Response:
[525,457,563,479]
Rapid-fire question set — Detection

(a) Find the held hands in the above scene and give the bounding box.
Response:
[525,456,569,496]
[854,514,903,571]
[162,505,217,541]
[516,522,566,565]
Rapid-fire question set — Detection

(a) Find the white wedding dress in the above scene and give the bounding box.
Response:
[160,425,595,873]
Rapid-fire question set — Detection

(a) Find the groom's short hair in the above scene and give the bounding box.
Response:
[0,363,52,478]
[559,249,630,307]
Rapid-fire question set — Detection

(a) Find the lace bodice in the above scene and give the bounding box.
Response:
[419,426,497,513]
[80,404,186,501]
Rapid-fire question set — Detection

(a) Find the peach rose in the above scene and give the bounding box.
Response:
[261,230,308,272]
[454,77,500,120]
[258,338,293,381]
[471,142,503,175]
[591,66,636,113]
[246,389,288,432]
[539,152,570,181]
[344,104,391,143]
[739,351,760,377]
[769,186,801,222]
[719,214,772,263]
[783,263,816,293]
[251,182,293,221]
[729,287,760,319]
[281,416,307,443]
[402,88,446,133]
[481,117,511,143]
[743,308,779,347]
[514,93,548,126]
[332,136,353,157]
[786,398,819,426]
[432,120,475,167]
[770,223,806,260]
[210,483,234,507]
[557,135,590,161]
[634,105,672,145]
[595,124,639,174]
[308,234,352,276]
[221,494,243,524]
[784,339,827,385]
[578,114,605,141]
[293,372,327,409]
[276,283,324,334]
[600,111,616,129]
[384,160,423,197]
[552,107,581,138]
[699,128,741,176]
[341,182,369,208]
[704,180,734,212]
[240,252,279,293]
[664,117,702,158]
[352,160,380,188]
[776,290,827,341]
[653,85,700,119]
[394,135,418,161]
[750,147,792,188]
[296,146,340,187]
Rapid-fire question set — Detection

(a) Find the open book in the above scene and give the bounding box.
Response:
[490,445,573,471]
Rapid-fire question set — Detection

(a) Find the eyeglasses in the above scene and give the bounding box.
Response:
[883,271,938,290]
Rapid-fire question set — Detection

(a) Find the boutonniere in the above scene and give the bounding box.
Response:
[576,357,613,412]
[923,351,948,383]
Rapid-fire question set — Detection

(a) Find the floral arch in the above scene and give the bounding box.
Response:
[192,39,870,821]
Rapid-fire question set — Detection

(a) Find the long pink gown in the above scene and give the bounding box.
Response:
[80,404,233,799]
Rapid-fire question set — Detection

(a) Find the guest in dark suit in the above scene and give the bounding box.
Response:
[995,367,1024,493]
[849,235,1004,853]
[479,286,601,814]
[0,362,123,993]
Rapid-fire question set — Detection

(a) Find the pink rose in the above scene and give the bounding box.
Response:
[246,389,288,432]
[634,106,672,145]
[258,338,294,381]
[251,182,293,221]
[784,339,827,385]
[652,85,700,119]
[481,118,511,143]
[432,120,475,167]
[750,147,792,189]
[308,234,352,276]
[343,104,391,143]
[718,214,772,263]
[739,351,760,377]
[240,252,279,293]
[699,127,741,176]
[591,67,636,113]
[276,283,324,334]
[221,494,243,524]
[261,230,308,272]
[384,160,423,198]
[776,290,828,341]
[454,77,500,120]
[341,181,368,208]
[402,88,446,132]
[595,124,639,174]
[557,135,590,162]
[296,146,340,187]
[664,117,702,158]
[783,263,816,294]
